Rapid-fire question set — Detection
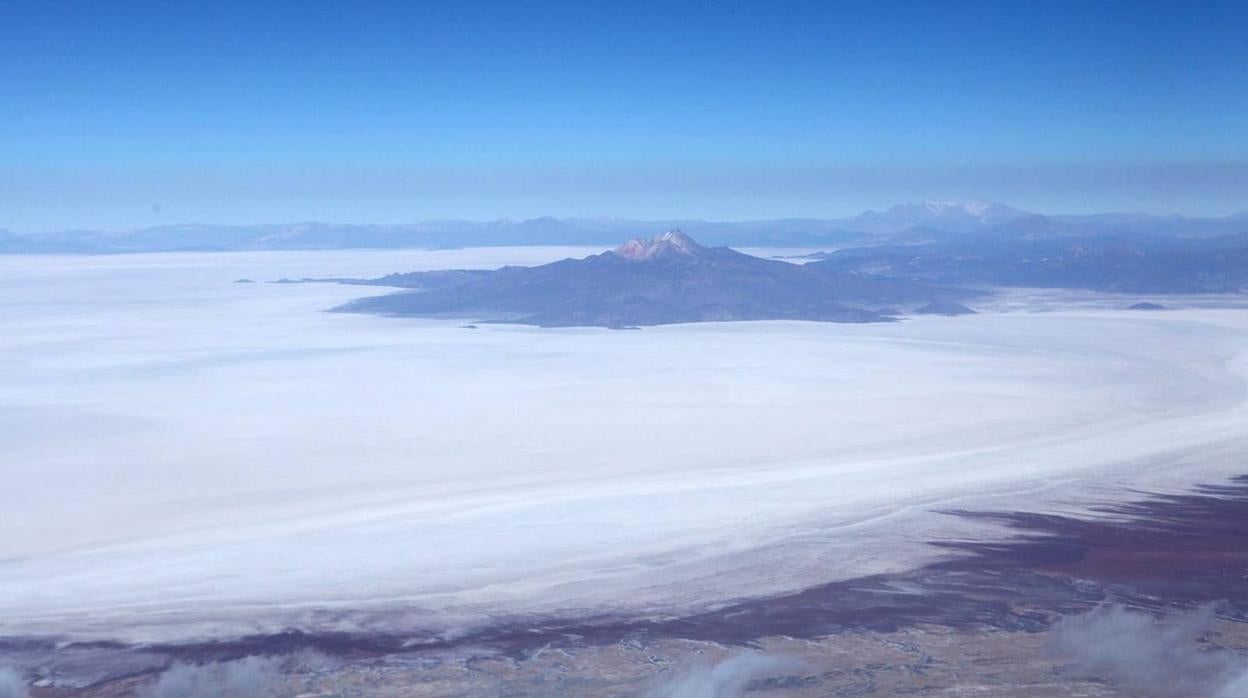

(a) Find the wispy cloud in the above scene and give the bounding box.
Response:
[1051,604,1248,698]
[642,651,807,698]
[143,656,283,698]
[0,668,28,698]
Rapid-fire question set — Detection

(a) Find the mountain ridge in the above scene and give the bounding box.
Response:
[5,203,1246,253]
[811,229,1248,293]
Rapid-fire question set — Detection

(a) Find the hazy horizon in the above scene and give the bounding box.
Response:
[5,197,1248,236]
[3,0,1246,232]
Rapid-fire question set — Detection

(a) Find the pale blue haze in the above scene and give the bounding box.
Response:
[2,0,1246,230]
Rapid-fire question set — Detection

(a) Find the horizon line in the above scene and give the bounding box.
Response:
[8,203,1248,236]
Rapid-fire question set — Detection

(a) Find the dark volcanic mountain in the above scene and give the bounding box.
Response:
[335,231,975,328]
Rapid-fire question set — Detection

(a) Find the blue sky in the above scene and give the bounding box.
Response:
[2,0,1246,231]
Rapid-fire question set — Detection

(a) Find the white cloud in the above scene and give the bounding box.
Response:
[144,656,281,698]
[0,668,28,698]
[643,652,806,698]
[1052,605,1248,698]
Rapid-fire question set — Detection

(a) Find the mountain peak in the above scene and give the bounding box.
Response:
[613,230,704,261]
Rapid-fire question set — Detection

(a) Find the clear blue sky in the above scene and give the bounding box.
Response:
[2,0,1246,231]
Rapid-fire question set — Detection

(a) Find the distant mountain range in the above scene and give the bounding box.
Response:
[4,201,1247,253]
[810,227,1248,294]
[335,231,977,328]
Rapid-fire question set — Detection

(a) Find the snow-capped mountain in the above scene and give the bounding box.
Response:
[848,201,1030,234]
[613,230,703,260]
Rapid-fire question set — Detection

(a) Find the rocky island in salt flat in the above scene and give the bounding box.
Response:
[333,231,976,328]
